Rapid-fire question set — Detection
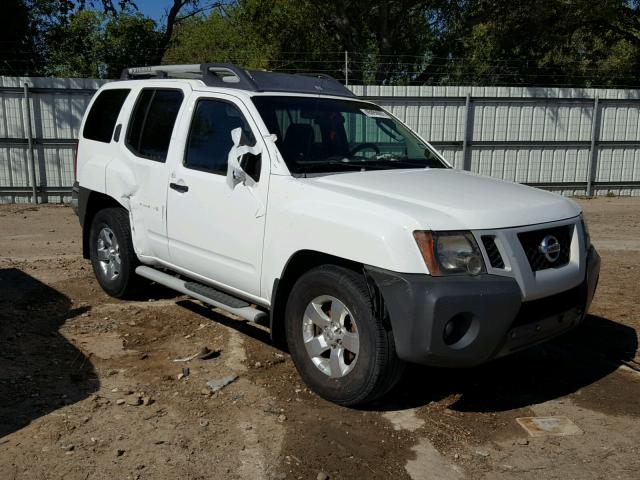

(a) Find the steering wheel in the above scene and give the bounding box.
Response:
[349,142,380,157]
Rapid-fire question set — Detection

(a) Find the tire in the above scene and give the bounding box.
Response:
[89,207,141,298]
[285,265,405,406]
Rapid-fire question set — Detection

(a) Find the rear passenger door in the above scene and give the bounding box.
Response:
[165,92,269,299]
[120,86,187,261]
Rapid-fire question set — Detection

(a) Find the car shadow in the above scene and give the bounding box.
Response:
[171,298,638,413]
[0,268,98,438]
[374,314,638,412]
[129,281,183,302]
[176,299,284,351]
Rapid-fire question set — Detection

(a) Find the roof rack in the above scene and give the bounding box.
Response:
[120,63,355,98]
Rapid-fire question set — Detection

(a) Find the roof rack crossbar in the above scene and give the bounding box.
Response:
[201,63,259,91]
[120,63,258,90]
[120,63,355,98]
[121,64,198,80]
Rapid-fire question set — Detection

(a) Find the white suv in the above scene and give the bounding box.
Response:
[72,63,600,406]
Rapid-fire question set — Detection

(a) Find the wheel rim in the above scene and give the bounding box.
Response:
[96,227,121,281]
[302,295,359,378]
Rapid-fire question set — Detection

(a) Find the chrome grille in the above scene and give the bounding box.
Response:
[517,225,573,271]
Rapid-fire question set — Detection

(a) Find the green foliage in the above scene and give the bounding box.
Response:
[44,10,162,78]
[102,13,164,75]
[424,0,640,87]
[12,0,640,86]
[163,4,277,69]
[163,0,338,72]
[303,1,440,84]
[44,11,103,77]
[0,0,39,75]
[163,0,439,84]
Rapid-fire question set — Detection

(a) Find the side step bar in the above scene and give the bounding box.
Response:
[135,266,267,323]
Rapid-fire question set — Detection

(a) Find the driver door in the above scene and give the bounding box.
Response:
[165,92,269,299]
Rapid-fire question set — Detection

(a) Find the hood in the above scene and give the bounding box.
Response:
[307,168,581,231]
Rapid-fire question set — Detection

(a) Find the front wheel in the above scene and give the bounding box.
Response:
[285,265,404,406]
[89,207,141,298]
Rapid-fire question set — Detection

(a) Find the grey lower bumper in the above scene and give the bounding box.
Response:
[366,246,601,367]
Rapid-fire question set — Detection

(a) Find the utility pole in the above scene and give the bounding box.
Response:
[344,51,349,86]
[23,83,38,204]
[586,96,601,197]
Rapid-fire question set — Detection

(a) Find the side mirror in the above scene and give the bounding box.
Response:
[231,164,247,183]
[227,127,262,189]
[240,152,261,182]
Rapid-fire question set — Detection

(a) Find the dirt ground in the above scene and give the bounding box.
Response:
[0,197,639,480]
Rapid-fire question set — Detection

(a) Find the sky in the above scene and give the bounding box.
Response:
[131,0,172,22]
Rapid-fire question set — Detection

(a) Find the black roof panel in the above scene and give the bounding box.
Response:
[120,63,355,98]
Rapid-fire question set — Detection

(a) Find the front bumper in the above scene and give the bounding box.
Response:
[366,246,600,367]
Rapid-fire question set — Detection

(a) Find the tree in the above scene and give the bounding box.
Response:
[14,0,640,86]
[102,12,165,75]
[163,2,275,68]
[163,0,443,84]
[163,0,335,72]
[0,0,40,75]
[44,10,163,78]
[44,10,103,77]
[417,0,640,87]
[29,0,205,75]
[306,0,443,84]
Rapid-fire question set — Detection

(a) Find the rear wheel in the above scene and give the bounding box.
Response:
[89,208,141,298]
[285,265,404,406]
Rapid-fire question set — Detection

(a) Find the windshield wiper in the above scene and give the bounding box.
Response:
[373,153,408,162]
[365,154,424,167]
[295,159,366,174]
[295,155,439,175]
[367,153,447,169]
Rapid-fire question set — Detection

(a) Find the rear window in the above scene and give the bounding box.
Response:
[126,89,184,162]
[82,89,130,143]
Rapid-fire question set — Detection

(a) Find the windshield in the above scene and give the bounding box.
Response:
[251,96,448,174]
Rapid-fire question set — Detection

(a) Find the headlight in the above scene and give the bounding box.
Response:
[580,215,591,249]
[413,231,485,276]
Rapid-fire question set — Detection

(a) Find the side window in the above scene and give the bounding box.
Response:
[126,89,184,162]
[184,99,256,175]
[82,89,130,143]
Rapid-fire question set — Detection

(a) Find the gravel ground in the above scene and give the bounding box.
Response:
[0,197,639,480]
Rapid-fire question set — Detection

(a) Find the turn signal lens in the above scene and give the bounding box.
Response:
[413,231,485,276]
[413,231,441,275]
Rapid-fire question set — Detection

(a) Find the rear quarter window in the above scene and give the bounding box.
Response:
[82,89,130,143]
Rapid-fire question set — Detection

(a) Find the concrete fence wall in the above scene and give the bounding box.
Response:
[2,76,639,203]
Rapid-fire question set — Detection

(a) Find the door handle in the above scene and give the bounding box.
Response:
[113,124,122,142]
[169,182,189,193]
